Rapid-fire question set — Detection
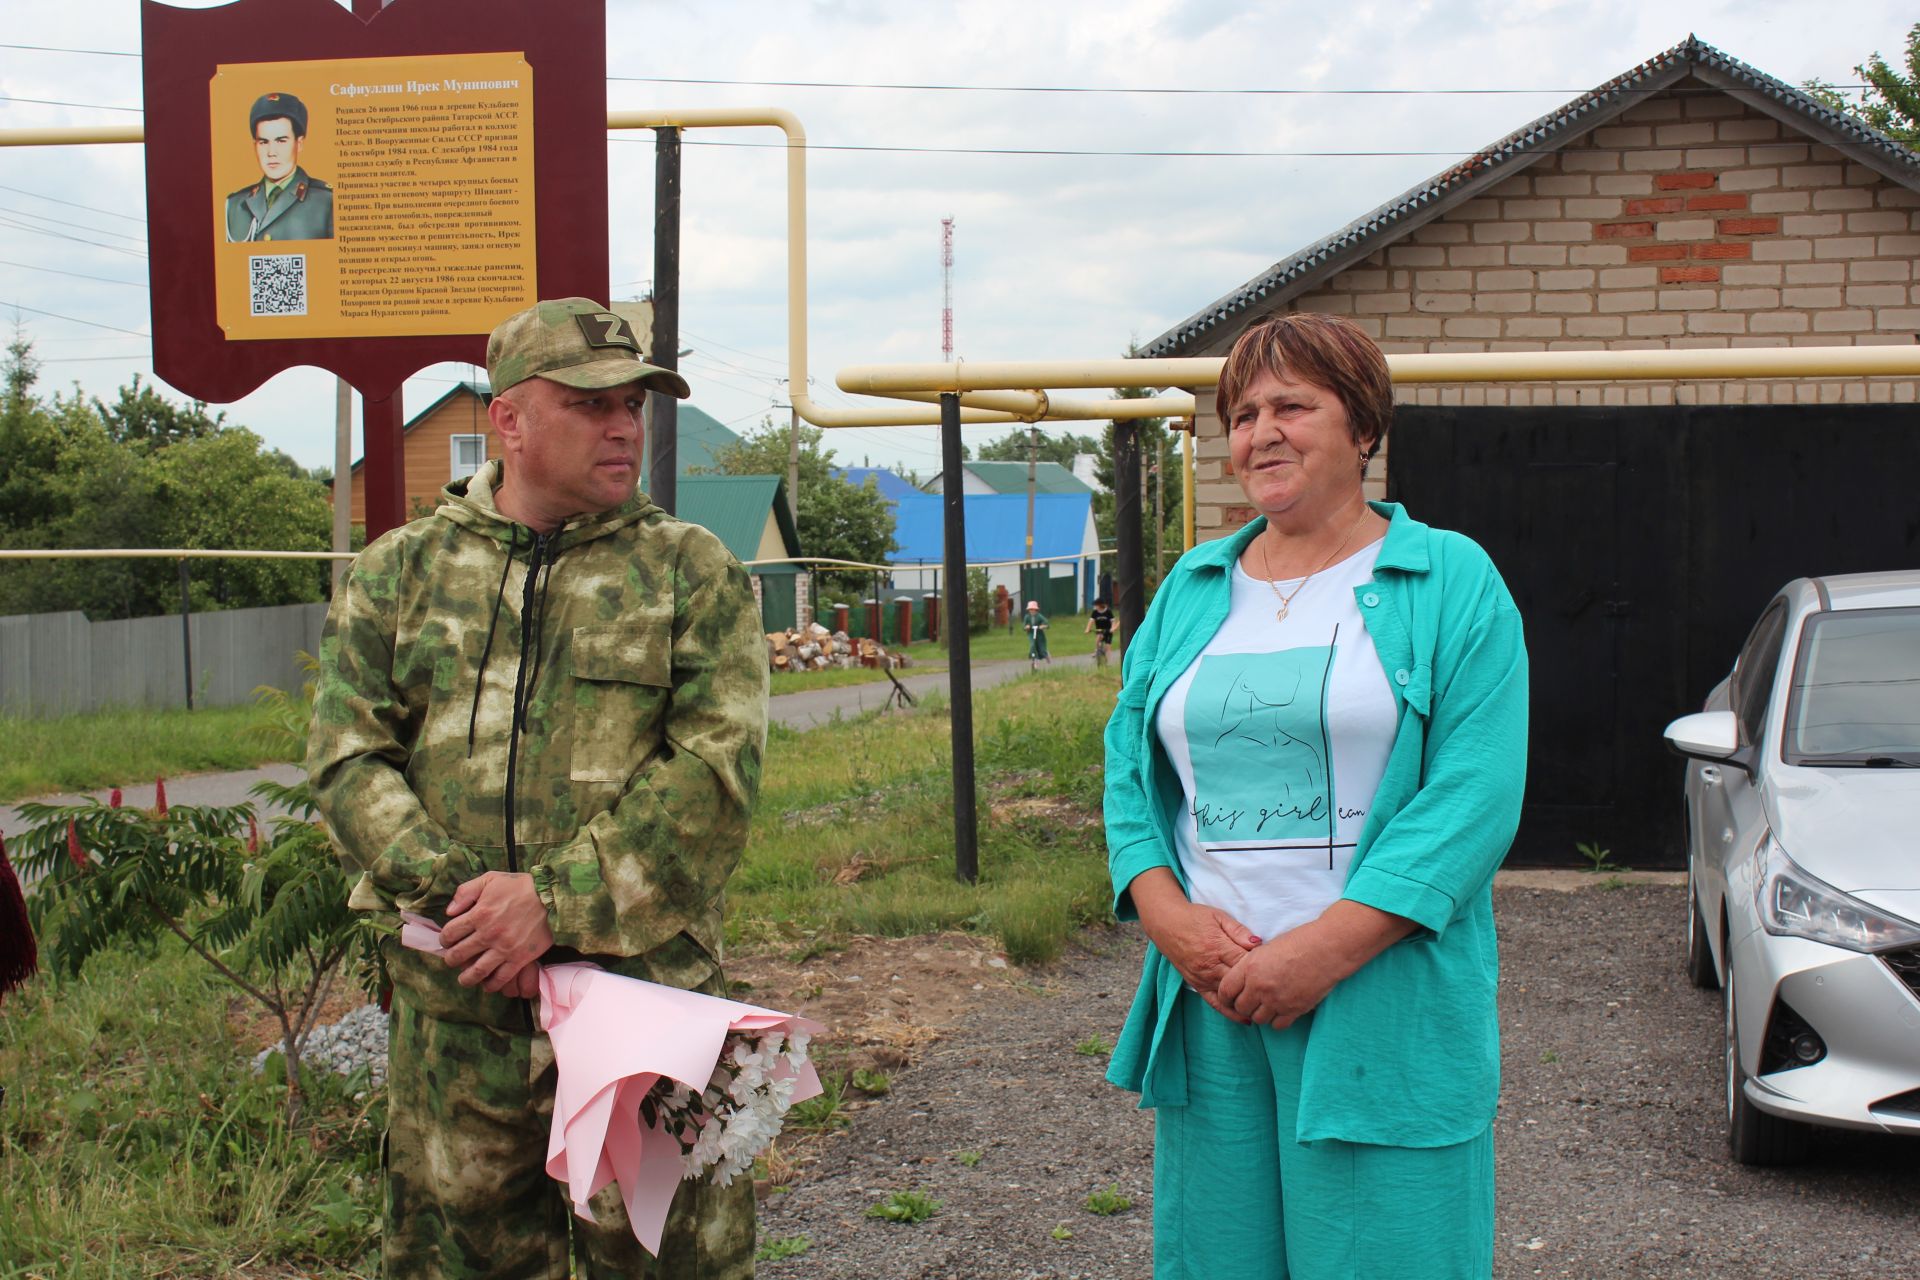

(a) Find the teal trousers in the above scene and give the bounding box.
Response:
[1152,990,1494,1279]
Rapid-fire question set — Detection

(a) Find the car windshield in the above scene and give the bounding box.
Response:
[1785,606,1920,765]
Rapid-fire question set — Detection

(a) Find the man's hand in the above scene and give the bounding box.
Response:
[1127,868,1261,1023]
[438,871,555,994]
[1216,900,1418,1028]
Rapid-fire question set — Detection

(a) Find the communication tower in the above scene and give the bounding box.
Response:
[941,216,954,362]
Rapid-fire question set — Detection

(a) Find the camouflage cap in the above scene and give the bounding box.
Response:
[249,92,309,137]
[486,298,692,399]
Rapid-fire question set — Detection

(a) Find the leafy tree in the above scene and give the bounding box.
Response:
[701,416,898,601]
[0,339,331,618]
[1806,24,1920,145]
[92,372,226,449]
[974,429,1100,467]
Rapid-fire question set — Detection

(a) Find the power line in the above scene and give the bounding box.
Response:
[0,216,149,258]
[0,41,140,58]
[0,299,148,337]
[0,94,142,114]
[0,202,148,246]
[0,258,145,288]
[1,46,1868,96]
[607,73,1840,96]
[0,182,147,225]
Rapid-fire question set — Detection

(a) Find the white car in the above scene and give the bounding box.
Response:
[1665,569,1920,1165]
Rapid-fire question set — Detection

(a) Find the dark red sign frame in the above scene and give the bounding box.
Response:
[141,0,610,533]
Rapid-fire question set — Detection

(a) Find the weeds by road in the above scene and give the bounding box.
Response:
[0,705,292,803]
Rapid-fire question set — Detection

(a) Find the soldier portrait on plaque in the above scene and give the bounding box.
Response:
[224,91,334,243]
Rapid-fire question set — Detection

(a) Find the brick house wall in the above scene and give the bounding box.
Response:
[1190,84,1920,539]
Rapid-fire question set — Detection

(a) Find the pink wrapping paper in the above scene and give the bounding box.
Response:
[400,912,824,1254]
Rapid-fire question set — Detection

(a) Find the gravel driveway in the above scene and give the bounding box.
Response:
[756,883,1919,1279]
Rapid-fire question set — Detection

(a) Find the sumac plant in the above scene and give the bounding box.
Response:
[14,780,381,1122]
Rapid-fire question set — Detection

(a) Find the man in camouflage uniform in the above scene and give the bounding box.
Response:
[308,298,768,1278]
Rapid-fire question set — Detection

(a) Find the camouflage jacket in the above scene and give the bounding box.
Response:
[307,460,769,1027]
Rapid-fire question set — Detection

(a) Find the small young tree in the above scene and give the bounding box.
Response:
[14,774,378,1124]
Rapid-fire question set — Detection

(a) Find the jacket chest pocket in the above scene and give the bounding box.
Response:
[569,621,672,784]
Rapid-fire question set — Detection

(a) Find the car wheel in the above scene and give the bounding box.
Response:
[1724,958,1811,1166]
[1684,863,1719,990]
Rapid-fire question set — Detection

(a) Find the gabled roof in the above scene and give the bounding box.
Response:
[942,460,1093,496]
[643,404,741,478]
[835,466,927,502]
[676,475,800,564]
[889,491,1093,566]
[1142,35,1920,359]
[347,380,490,474]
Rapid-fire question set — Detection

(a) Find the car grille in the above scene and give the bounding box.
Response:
[1885,949,1920,1000]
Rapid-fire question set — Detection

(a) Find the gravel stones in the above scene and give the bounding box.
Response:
[757,885,1920,1279]
[252,1001,387,1087]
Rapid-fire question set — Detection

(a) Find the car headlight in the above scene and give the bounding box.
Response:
[1756,837,1920,952]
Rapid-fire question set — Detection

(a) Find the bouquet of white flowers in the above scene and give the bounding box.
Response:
[397,913,825,1255]
[642,1026,816,1187]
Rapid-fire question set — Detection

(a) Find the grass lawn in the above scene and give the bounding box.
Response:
[2,663,1121,1277]
[732,665,1117,964]
[0,705,295,804]
[0,942,385,1279]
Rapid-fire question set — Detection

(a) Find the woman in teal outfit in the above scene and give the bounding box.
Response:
[1102,313,1528,1279]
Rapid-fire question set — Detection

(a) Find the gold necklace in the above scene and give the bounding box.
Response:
[1260,505,1369,623]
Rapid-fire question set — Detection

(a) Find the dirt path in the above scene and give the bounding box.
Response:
[751,884,1920,1280]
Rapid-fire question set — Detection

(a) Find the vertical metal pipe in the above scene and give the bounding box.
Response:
[650,126,682,515]
[940,392,978,884]
[1114,419,1144,650]
[178,559,194,712]
[331,378,352,592]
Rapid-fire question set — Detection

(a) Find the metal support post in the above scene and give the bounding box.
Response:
[650,125,681,514]
[177,559,195,711]
[940,392,978,884]
[1114,419,1144,649]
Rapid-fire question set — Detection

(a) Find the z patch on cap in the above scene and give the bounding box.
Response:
[574,311,640,353]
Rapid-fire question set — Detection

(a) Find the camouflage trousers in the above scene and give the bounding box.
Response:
[383,996,756,1279]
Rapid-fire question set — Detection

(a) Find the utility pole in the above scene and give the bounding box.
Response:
[1152,428,1164,585]
[650,126,681,515]
[1114,421,1144,649]
[1024,424,1037,599]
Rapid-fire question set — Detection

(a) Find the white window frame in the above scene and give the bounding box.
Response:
[450,433,487,480]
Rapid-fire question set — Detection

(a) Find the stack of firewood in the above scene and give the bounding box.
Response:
[766,622,913,674]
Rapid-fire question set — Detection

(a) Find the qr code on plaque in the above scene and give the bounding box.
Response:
[248,254,307,317]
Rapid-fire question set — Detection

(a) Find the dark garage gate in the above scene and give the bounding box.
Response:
[1388,405,1920,868]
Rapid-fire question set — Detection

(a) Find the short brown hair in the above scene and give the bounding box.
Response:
[1214,313,1394,462]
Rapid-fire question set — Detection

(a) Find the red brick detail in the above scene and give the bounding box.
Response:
[1224,505,1259,526]
[1687,193,1749,211]
[1627,245,1688,261]
[1595,221,1656,239]
[1692,242,1752,260]
[1719,216,1780,236]
[1625,197,1685,215]
[1661,266,1721,283]
[1655,172,1718,190]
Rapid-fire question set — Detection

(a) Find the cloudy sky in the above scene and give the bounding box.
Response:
[0,0,1909,477]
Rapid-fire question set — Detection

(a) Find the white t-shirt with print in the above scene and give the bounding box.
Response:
[1152,538,1398,942]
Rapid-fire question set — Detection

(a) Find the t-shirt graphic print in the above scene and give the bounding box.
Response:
[1154,539,1398,941]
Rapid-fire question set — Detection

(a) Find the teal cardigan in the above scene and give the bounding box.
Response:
[1104,502,1528,1147]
